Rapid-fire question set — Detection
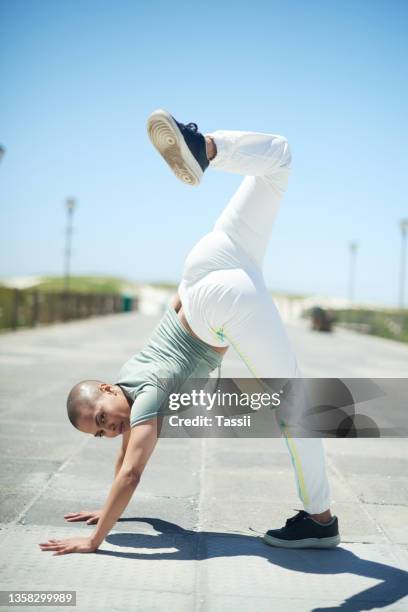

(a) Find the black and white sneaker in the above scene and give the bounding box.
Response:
[263,510,341,549]
[147,109,209,186]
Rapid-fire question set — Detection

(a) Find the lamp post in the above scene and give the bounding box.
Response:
[399,219,408,309]
[64,198,76,293]
[348,241,358,305]
[0,146,5,163]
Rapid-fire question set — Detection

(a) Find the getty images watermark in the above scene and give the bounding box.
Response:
[167,387,282,428]
[148,377,408,438]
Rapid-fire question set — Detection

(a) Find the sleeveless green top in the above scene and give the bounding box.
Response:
[115,306,223,427]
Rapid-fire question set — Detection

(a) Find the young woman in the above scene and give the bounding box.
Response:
[39,110,340,556]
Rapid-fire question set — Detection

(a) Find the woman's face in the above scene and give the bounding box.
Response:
[77,384,131,438]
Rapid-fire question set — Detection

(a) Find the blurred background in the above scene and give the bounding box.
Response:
[1,0,407,342]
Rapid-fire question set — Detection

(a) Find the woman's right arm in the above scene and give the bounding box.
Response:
[64,429,132,525]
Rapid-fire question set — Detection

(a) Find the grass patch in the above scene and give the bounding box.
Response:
[330,308,408,343]
[37,276,133,294]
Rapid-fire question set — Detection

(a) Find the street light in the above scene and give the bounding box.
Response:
[64,198,77,293]
[0,145,5,163]
[348,241,358,305]
[399,218,408,309]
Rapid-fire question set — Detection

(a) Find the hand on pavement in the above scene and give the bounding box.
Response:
[63,510,102,525]
[39,536,97,556]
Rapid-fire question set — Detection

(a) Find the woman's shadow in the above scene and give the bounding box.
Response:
[98,516,407,612]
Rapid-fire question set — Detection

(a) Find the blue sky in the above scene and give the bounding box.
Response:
[1,0,407,305]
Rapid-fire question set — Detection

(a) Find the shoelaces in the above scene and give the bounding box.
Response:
[286,510,309,526]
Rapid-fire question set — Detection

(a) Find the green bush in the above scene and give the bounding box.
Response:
[332,308,408,343]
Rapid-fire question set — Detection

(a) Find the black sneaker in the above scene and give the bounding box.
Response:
[147,109,209,186]
[263,510,341,549]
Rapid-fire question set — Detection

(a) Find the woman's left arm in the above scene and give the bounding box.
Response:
[39,418,159,556]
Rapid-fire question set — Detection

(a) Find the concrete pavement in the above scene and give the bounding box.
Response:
[0,312,407,611]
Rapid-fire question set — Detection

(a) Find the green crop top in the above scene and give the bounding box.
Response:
[115,305,223,427]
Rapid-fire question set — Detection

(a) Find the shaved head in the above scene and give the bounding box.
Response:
[66,379,104,429]
[66,379,131,437]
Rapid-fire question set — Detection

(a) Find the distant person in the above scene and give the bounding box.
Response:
[40,110,340,556]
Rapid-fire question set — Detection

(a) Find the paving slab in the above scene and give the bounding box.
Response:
[0,525,197,610]
[1,313,408,610]
[199,498,387,543]
[0,525,407,611]
[325,438,408,459]
[363,504,408,544]
[328,453,408,478]
[200,538,408,608]
[54,464,200,498]
[20,491,199,533]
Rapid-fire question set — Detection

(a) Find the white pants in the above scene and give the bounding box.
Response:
[178,130,330,514]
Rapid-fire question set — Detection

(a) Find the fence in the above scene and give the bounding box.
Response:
[0,287,137,331]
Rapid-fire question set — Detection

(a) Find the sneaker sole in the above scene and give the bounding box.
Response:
[147,109,203,186]
[263,533,341,549]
